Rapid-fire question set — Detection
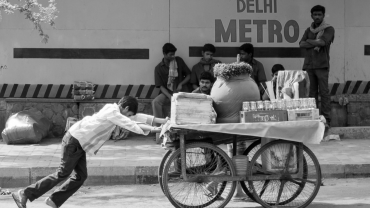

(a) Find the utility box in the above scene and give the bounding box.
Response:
[287,109,320,121]
[240,110,288,123]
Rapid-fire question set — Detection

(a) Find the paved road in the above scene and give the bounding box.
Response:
[1,178,369,208]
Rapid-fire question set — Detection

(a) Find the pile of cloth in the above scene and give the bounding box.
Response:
[276,70,310,99]
[73,81,95,101]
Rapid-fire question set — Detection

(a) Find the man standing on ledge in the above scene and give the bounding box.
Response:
[152,43,191,119]
[299,5,334,128]
[239,43,267,99]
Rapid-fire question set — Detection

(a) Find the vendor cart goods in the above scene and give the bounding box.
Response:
[170,92,215,125]
[72,81,95,101]
[158,121,325,208]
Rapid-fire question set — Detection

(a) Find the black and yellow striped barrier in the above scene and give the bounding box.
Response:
[0,81,369,99]
[0,84,160,99]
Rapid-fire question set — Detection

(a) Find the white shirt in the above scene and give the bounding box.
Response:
[69,103,149,155]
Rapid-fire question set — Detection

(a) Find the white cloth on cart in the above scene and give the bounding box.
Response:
[166,120,325,144]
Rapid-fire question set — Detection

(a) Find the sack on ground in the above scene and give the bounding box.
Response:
[1,108,51,144]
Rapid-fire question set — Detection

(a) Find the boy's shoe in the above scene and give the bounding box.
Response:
[11,189,27,208]
[45,197,58,208]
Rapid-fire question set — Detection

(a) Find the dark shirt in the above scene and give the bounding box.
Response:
[192,87,210,95]
[154,57,191,94]
[246,59,267,97]
[190,60,221,85]
[300,25,335,70]
[249,59,267,86]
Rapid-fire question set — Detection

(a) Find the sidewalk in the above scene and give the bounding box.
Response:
[1,135,370,188]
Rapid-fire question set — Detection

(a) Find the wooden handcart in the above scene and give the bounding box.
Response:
[158,120,325,208]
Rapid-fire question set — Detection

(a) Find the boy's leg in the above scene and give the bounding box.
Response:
[22,133,84,204]
[50,146,87,207]
[152,93,170,119]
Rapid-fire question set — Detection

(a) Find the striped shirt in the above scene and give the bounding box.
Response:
[69,103,150,155]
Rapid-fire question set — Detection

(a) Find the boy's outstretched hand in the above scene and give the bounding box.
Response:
[151,127,162,133]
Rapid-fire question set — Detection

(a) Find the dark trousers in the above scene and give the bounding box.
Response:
[307,68,331,124]
[24,132,87,207]
[152,93,171,119]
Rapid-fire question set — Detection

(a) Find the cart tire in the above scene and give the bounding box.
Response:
[162,142,237,208]
[240,139,261,201]
[247,140,321,208]
[155,133,161,144]
[158,150,173,195]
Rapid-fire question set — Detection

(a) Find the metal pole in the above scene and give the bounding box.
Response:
[180,134,187,180]
[233,135,237,156]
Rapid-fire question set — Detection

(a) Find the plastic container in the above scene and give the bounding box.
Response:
[232,155,249,176]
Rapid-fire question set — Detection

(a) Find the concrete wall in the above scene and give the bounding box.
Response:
[0,0,369,85]
[344,0,370,81]
[0,0,169,85]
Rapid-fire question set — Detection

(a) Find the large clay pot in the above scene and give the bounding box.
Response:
[211,74,260,123]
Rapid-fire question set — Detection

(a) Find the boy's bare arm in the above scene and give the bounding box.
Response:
[154,117,169,124]
[137,123,153,131]
[137,123,160,133]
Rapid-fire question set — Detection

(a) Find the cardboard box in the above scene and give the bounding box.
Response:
[287,109,320,121]
[171,93,214,125]
[240,110,288,123]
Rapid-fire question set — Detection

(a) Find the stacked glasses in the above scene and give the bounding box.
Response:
[242,98,316,111]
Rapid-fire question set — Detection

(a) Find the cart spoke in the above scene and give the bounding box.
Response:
[259,180,271,198]
[247,140,322,208]
[162,142,236,208]
[293,177,319,185]
[286,178,305,186]
[275,180,287,205]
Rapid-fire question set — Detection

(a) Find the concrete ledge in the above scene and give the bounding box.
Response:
[344,164,370,178]
[135,166,158,184]
[0,168,29,187]
[320,164,345,179]
[85,166,136,186]
[30,167,58,184]
[0,166,158,188]
[3,164,370,188]
[327,127,370,139]
[5,98,76,103]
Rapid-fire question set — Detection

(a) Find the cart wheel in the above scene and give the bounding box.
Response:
[162,142,237,208]
[240,139,261,201]
[155,133,161,144]
[158,150,173,195]
[247,140,321,208]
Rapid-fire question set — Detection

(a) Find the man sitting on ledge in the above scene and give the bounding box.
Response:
[152,43,191,120]
[192,71,214,95]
